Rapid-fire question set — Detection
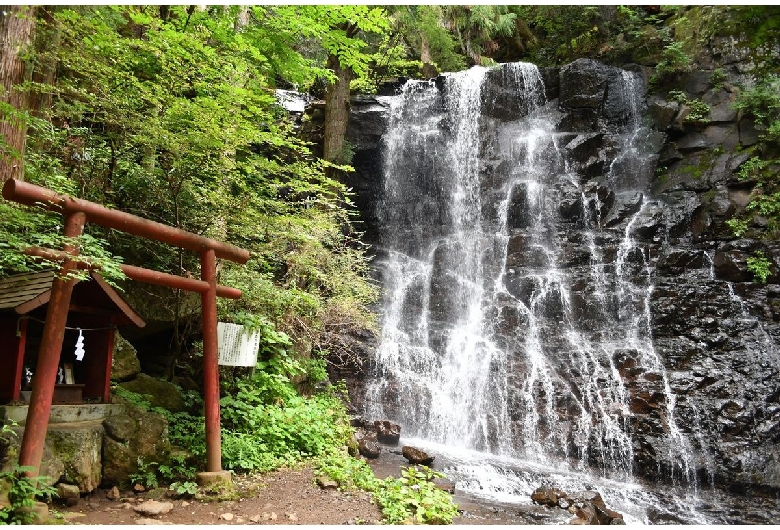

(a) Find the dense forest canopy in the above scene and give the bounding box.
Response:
[0,5,779,521]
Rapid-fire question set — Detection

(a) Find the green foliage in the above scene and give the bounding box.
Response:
[384,6,465,75]
[129,457,159,489]
[738,156,771,181]
[315,451,459,525]
[315,450,378,492]
[11,6,379,378]
[0,466,58,525]
[169,481,198,498]
[374,466,459,525]
[0,423,58,525]
[158,454,197,485]
[651,41,692,84]
[666,90,710,123]
[711,68,727,89]
[733,75,780,143]
[725,218,749,238]
[219,378,353,472]
[747,251,773,283]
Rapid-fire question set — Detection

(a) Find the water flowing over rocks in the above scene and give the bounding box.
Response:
[331,56,780,518]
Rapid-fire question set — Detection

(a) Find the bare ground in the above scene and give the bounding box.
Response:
[57,466,384,526]
[52,450,558,526]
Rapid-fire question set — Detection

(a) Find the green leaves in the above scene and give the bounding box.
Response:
[747,251,773,283]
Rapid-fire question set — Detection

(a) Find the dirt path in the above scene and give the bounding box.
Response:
[57,467,383,526]
[53,452,563,526]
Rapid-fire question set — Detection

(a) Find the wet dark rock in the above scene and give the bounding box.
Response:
[341,56,780,499]
[358,438,381,459]
[374,420,401,445]
[531,486,567,507]
[401,446,434,465]
[560,59,619,110]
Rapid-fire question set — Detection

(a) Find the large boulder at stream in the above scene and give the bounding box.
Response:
[401,446,434,466]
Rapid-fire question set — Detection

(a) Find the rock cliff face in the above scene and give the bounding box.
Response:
[335,57,780,496]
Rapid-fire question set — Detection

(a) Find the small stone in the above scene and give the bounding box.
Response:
[122,502,134,510]
[134,500,174,516]
[133,483,146,493]
[250,515,263,523]
[107,486,121,501]
[286,512,298,522]
[236,517,245,524]
[181,501,190,507]
[135,518,174,525]
[271,512,278,521]
[316,476,339,489]
[57,483,81,506]
[219,513,234,521]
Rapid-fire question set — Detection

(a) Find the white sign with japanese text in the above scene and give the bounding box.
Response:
[217,322,260,367]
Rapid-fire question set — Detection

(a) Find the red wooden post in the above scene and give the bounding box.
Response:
[18,211,86,476]
[102,330,116,403]
[201,249,221,472]
[0,317,26,403]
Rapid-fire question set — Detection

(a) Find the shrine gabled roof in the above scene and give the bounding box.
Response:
[0,270,145,327]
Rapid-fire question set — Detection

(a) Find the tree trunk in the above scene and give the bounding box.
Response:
[0,5,36,183]
[420,35,432,64]
[323,54,354,172]
[323,21,360,183]
[28,7,60,119]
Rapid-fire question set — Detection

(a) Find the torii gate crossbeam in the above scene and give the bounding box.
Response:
[2,178,250,483]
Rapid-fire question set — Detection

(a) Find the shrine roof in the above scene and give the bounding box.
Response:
[0,270,145,327]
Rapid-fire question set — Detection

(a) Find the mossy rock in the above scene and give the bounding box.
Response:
[118,374,187,413]
[111,334,141,382]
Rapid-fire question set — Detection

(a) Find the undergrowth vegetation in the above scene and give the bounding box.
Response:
[315,451,460,524]
[0,423,58,525]
[116,355,460,524]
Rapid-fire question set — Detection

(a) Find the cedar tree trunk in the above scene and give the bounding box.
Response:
[0,5,36,183]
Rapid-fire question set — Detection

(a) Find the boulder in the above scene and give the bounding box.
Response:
[111,334,142,382]
[42,423,103,492]
[401,446,434,465]
[102,408,170,487]
[560,59,617,110]
[531,486,567,507]
[374,420,401,445]
[118,374,187,413]
[134,500,174,516]
[358,438,381,459]
[56,483,80,506]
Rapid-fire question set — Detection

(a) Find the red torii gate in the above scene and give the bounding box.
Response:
[2,178,250,484]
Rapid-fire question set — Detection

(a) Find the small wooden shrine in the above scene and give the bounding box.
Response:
[0,270,145,404]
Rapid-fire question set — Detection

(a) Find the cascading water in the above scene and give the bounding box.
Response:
[364,61,701,501]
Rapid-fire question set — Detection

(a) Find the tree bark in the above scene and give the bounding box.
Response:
[323,54,354,171]
[29,6,60,120]
[0,5,36,183]
[323,22,359,183]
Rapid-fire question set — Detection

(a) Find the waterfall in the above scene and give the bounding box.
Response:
[365,62,696,484]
